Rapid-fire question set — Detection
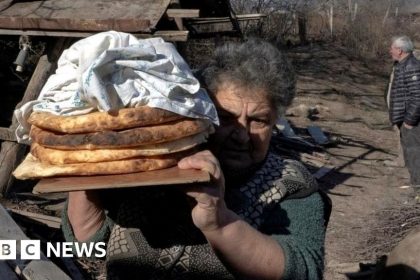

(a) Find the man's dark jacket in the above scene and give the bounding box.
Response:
[389,53,420,126]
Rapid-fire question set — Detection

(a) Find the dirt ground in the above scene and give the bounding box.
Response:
[1,41,420,280]
[287,42,420,280]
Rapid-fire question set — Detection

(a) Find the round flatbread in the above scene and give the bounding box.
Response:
[13,153,187,179]
[30,132,209,164]
[30,119,212,150]
[28,107,182,134]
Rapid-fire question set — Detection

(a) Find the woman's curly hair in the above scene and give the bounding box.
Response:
[198,38,296,115]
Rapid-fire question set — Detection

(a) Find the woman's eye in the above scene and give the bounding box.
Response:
[251,119,268,128]
[218,111,236,123]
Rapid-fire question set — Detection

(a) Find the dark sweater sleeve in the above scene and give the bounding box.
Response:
[265,192,326,280]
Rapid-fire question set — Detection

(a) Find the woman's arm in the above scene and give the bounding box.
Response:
[67,191,106,242]
[178,151,285,279]
[203,210,286,279]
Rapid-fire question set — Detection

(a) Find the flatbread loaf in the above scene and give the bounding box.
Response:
[13,153,185,179]
[30,119,212,150]
[31,132,209,164]
[28,107,182,133]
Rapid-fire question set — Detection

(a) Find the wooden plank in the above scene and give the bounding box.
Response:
[0,29,189,41]
[152,30,189,41]
[43,201,66,212]
[34,167,210,193]
[166,9,199,18]
[0,0,13,13]
[1,38,71,197]
[0,203,70,279]
[0,141,28,197]
[8,209,61,229]
[0,54,57,197]
[0,127,16,141]
[173,17,184,30]
[14,192,67,202]
[0,0,171,32]
[188,13,266,25]
[307,125,329,145]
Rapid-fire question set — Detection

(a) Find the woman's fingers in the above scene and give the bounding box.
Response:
[178,150,223,184]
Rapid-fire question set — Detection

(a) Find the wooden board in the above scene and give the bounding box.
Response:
[34,167,210,193]
[0,0,170,32]
[0,29,189,41]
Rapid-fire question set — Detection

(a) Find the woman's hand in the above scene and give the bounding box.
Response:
[179,150,286,279]
[177,150,232,232]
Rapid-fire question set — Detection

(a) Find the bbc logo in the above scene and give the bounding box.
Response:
[0,240,41,260]
[0,240,106,259]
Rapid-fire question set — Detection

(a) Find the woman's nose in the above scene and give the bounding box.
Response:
[232,124,250,143]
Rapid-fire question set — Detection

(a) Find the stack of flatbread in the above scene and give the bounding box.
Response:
[13,106,213,179]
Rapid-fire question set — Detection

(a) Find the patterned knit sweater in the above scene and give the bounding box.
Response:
[62,152,327,279]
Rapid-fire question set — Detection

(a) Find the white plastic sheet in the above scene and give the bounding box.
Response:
[15,31,218,144]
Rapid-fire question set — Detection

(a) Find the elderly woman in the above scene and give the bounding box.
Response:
[63,39,327,279]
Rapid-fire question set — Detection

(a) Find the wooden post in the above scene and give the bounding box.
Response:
[0,38,70,197]
[329,3,334,37]
[298,13,308,45]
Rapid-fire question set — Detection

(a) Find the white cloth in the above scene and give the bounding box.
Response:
[15,31,218,144]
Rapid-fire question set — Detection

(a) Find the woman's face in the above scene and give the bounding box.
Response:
[209,83,277,174]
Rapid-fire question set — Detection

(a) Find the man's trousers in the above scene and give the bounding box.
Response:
[401,124,420,187]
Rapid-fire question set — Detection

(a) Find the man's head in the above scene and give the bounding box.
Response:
[390,36,414,62]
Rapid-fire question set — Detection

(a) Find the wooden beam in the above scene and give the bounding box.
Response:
[8,209,61,229]
[149,30,189,42]
[0,0,166,32]
[0,38,70,197]
[173,18,184,30]
[188,13,266,25]
[0,29,189,41]
[166,9,199,18]
[0,127,16,141]
[33,166,210,193]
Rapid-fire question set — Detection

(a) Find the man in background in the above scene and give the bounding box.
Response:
[388,35,420,203]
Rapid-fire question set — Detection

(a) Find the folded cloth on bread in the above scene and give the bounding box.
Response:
[15,31,219,144]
